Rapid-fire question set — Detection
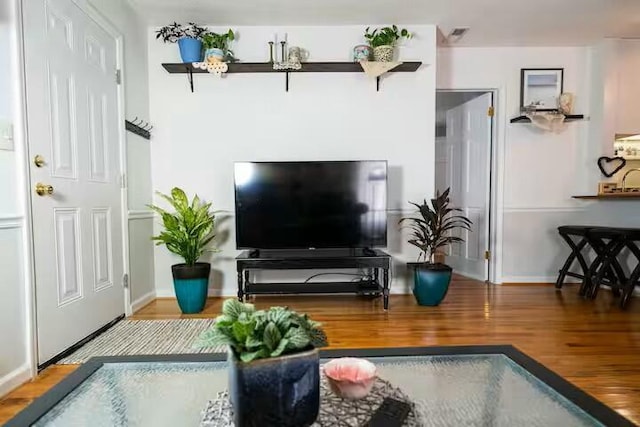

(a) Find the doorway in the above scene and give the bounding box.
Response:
[435,90,496,282]
[22,0,127,367]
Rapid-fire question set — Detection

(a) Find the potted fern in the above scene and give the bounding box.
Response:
[149,188,217,313]
[399,188,472,306]
[198,299,328,426]
[364,25,412,62]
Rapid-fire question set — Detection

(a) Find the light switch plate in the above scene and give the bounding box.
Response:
[0,118,15,151]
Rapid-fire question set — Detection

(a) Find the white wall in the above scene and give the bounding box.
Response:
[87,0,156,308]
[0,0,30,396]
[148,25,437,297]
[438,47,596,282]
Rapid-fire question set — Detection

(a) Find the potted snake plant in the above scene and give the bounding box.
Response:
[197,299,328,426]
[400,188,472,306]
[149,187,218,313]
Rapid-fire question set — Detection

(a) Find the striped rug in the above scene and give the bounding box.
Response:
[57,319,225,364]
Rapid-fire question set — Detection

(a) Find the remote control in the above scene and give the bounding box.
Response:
[364,397,411,427]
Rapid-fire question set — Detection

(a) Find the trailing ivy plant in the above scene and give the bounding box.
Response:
[399,188,472,263]
[202,29,236,61]
[156,22,209,43]
[197,299,328,362]
[364,25,412,48]
[148,187,218,265]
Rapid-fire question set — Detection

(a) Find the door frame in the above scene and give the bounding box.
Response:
[16,0,131,376]
[436,88,502,284]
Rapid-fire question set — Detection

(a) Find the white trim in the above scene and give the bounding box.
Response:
[128,210,155,220]
[0,214,23,229]
[131,290,156,313]
[0,364,31,397]
[454,270,489,282]
[154,289,176,298]
[501,276,580,284]
[503,207,587,213]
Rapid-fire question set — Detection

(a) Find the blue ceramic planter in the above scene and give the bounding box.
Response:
[171,263,210,314]
[177,37,202,63]
[229,348,320,427]
[411,263,453,306]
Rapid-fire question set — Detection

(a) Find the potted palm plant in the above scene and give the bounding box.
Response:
[156,22,209,63]
[400,188,472,306]
[149,187,218,314]
[364,25,412,62]
[197,299,328,426]
[202,29,236,63]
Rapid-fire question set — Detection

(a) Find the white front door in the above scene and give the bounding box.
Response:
[23,0,125,364]
[442,93,493,281]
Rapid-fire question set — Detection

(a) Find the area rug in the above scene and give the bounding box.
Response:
[57,319,225,364]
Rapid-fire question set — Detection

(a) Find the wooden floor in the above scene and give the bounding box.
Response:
[2,278,640,424]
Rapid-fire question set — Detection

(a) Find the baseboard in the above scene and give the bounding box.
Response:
[154,288,221,298]
[131,290,156,312]
[0,364,31,397]
[501,276,580,284]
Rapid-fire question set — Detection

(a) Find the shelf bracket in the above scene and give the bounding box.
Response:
[285,72,289,92]
[188,67,194,93]
[376,77,380,92]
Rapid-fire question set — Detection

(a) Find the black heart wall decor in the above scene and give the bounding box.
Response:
[597,156,627,178]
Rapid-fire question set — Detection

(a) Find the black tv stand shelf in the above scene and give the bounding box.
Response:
[236,249,392,310]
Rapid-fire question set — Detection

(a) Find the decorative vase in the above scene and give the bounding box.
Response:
[204,47,225,63]
[177,37,203,63]
[353,44,371,62]
[229,347,320,427]
[373,45,394,62]
[410,263,452,306]
[171,262,210,314]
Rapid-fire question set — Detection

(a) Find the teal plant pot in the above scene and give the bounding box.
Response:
[177,37,203,63]
[410,263,453,306]
[171,263,210,314]
[229,348,320,427]
[204,47,225,62]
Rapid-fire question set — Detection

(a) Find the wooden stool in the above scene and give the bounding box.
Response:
[556,226,595,292]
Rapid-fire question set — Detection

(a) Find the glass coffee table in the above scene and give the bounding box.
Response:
[7,346,632,426]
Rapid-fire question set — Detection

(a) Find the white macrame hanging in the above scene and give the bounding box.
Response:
[525,112,566,133]
[359,61,403,78]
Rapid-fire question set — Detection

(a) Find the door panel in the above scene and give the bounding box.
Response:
[25,0,124,364]
[442,93,493,281]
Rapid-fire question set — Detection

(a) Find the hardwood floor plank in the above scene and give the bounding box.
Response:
[1,281,639,424]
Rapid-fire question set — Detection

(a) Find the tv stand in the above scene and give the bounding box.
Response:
[236,249,392,310]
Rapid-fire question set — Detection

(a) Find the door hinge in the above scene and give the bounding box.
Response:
[115,69,122,85]
[122,273,129,288]
[487,106,494,117]
[119,173,126,188]
[484,250,492,260]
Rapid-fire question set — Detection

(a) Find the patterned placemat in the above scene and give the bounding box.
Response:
[201,376,423,426]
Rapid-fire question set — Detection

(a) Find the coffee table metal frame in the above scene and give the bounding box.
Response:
[5,345,634,427]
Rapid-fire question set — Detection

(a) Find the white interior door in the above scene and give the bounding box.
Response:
[442,93,493,281]
[24,0,125,364]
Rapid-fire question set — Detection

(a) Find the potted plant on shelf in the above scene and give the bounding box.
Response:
[364,25,412,62]
[149,187,218,314]
[156,22,209,63]
[399,188,472,306]
[197,299,328,426]
[202,29,236,63]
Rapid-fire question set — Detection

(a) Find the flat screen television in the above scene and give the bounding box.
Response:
[234,161,388,250]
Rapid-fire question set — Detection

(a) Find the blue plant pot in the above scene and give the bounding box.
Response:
[229,348,320,427]
[411,263,453,306]
[177,37,202,63]
[171,263,210,314]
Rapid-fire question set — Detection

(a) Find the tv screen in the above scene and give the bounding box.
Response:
[234,161,388,250]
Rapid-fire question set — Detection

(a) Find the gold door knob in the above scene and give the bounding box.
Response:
[35,183,54,196]
[34,155,45,168]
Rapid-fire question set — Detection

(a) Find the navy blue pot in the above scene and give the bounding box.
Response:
[177,37,202,62]
[229,348,320,427]
[410,263,453,306]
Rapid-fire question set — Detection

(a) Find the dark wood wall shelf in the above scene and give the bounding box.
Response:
[573,193,640,200]
[510,114,586,123]
[161,61,422,92]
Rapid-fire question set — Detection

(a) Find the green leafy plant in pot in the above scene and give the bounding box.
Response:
[197,299,328,426]
[400,188,472,306]
[364,25,412,62]
[155,22,209,63]
[202,29,236,63]
[149,188,218,314]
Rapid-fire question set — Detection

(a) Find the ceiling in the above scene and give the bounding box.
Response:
[130,0,640,46]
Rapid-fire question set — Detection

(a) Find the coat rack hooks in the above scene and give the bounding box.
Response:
[125,117,152,140]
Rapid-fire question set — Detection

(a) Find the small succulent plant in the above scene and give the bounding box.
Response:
[197,299,328,363]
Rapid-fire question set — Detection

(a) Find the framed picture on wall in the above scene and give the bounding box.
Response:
[520,68,564,112]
